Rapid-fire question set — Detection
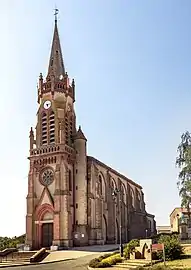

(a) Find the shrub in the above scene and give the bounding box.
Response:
[124,239,139,259]
[98,261,112,268]
[89,252,122,268]
[98,253,112,260]
[102,253,122,265]
[157,234,183,261]
[89,258,101,268]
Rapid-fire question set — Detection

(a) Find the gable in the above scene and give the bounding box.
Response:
[38,187,54,207]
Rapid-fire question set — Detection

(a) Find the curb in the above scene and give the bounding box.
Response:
[0,258,74,268]
[87,266,94,270]
[87,265,116,270]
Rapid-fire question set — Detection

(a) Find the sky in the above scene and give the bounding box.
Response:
[0,0,190,237]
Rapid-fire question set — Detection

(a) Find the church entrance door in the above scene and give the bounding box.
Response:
[41,223,53,248]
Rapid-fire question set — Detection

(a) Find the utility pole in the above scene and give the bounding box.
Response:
[112,188,123,257]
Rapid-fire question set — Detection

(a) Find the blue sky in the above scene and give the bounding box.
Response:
[0,0,190,236]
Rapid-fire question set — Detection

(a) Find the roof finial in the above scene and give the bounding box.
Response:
[54,7,59,22]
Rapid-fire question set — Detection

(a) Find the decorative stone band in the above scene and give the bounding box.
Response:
[35,220,54,224]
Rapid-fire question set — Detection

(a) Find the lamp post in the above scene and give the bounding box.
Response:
[145,229,148,239]
[112,188,123,257]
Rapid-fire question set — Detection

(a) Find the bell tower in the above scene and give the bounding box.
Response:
[25,12,88,249]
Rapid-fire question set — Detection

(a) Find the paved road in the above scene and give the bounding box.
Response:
[4,253,101,270]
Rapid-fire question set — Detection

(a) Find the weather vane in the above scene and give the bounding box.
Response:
[54,7,59,21]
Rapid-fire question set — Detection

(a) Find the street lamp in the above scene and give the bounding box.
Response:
[112,188,123,257]
[145,229,148,239]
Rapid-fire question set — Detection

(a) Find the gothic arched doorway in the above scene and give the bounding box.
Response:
[41,212,53,248]
[103,215,107,244]
[116,219,120,244]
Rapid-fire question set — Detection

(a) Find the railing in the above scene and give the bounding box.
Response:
[0,249,47,264]
[30,144,75,156]
[30,248,47,263]
[0,248,17,262]
[31,145,60,155]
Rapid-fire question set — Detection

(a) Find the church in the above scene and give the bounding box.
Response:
[26,15,156,250]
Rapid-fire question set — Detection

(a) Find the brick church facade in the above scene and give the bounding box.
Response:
[26,17,156,249]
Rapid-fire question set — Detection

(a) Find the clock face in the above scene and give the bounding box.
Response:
[43,100,51,110]
[40,168,54,186]
[59,74,63,80]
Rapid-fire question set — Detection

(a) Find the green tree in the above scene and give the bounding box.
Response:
[0,235,25,251]
[158,234,183,260]
[176,131,191,215]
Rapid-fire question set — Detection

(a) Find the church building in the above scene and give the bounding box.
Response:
[26,16,156,249]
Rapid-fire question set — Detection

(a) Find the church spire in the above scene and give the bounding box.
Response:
[47,9,65,80]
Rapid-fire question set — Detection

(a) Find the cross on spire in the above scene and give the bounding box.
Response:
[54,8,59,22]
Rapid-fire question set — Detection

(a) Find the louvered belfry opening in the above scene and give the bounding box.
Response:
[49,111,55,144]
[42,113,48,145]
[65,112,73,146]
[41,110,55,145]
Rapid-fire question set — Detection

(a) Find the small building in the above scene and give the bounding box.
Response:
[156,225,171,234]
[170,207,191,240]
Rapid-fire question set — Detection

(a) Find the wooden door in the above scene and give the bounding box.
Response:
[41,223,53,248]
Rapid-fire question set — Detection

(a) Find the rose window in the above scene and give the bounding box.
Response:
[41,169,54,186]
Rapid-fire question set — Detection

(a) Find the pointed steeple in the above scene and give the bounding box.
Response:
[47,13,65,80]
[75,126,87,141]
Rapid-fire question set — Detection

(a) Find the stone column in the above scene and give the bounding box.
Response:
[95,197,102,244]
[59,159,71,247]
[26,167,35,248]
[53,164,61,245]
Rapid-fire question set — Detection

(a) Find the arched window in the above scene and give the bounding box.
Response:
[69,169,72,192]
[41,112,47,145]
[98,175,102,195]
[130,189,135,208]
[111,181,114,190]
[121,185,126,204]
[137,191,142,210]
[65,113,69,145]
[69,115,73,144]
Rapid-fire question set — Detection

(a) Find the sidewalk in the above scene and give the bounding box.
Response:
[43,244,118,263]
[70,244,118,252]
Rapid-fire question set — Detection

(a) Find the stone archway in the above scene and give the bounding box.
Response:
[103,215,107,244]
[35,203,54,249]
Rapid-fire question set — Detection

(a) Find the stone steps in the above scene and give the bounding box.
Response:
[119,262,148,266]
[116,260,152,269]
[0,260,30,265]
[0,251,36,266]
[116,264,139,268]
[2,258,30,262]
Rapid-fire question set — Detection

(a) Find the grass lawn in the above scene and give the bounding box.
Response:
[157,258,191,268]
[155,246,191,269]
